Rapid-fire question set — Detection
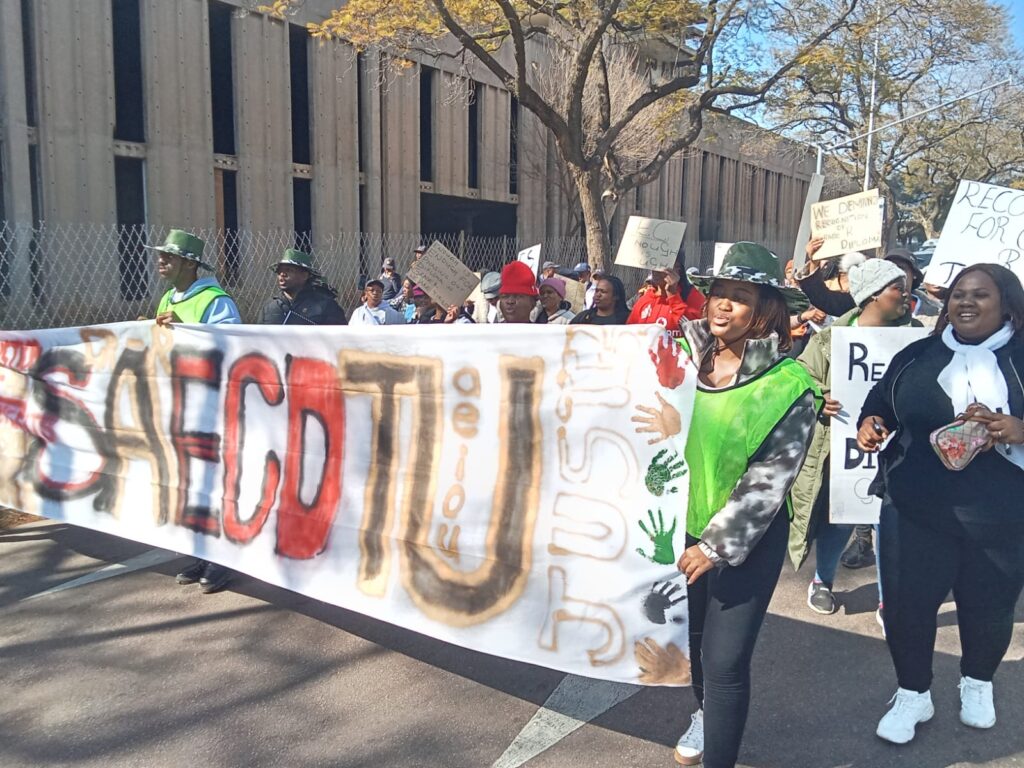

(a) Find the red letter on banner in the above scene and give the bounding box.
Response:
[222,353,284,544]
[276,356,344,559]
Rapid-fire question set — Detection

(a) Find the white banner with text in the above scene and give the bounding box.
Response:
[0,323,697,685]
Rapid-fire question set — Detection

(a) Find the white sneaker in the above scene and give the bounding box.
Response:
[959,676,996,729]
[674,709,704,765]
[876,688,934,744]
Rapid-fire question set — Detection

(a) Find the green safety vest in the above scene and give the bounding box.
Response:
[156,285,229,324]
[684,355,821,538]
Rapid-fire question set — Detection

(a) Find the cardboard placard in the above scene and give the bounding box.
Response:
[518,244,542,277]
[810,189,883,260]
[712,242,734,274]
[614,216,687,270]
[563,278,587,314]
[924,180,1024,287]
[829,326,929,524]
[406,241,480,309]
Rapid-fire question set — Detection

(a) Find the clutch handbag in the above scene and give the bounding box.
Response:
[929,419,991,471]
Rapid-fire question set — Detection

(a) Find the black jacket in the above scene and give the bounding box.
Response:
[860,333,1024,534]
[261,284,348,325]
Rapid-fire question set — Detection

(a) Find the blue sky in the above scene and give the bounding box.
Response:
[1012,1,1024,50]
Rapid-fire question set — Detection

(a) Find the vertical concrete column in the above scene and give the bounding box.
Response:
[35,0,119,314]
[380,61,419,233]
[0,0,36,319]
[141,0,216,231]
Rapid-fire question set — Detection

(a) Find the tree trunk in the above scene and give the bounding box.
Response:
[573,166,612,272]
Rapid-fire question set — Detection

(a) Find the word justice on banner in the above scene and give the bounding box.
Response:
[829,326,928,524]
[925,179,1024,287]
[0,322,698,686]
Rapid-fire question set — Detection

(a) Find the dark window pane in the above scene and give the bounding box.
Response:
[419,66,434,182]
[293,177,312,251]
[289,24,311,165]
[112,0,145,142]
[209,1,236,155]
[468,82,479,189]
[114,157,148,300]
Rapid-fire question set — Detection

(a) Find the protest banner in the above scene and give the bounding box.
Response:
[563,278,587,314]
[518,244,542,277]
[712,242,734,274]
[0,322,697,686]
[614,216,687,270]
[829,326,928,524]
[810,189,883,260]
[924,179,1024,287]
[407,241,480,308]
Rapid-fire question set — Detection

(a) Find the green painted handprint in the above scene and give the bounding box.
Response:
[636,509,677,565]
[645,448,687,496]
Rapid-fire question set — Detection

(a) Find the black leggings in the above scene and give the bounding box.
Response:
[687,511,788,768]
[879,502,1024,693]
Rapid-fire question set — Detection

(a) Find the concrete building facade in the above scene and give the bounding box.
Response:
[0,0,816,324]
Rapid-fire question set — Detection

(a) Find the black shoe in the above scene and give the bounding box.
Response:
[176,559,207,585]
[807,581,838,615]
[199,563,231,594]
[840,536,876,569]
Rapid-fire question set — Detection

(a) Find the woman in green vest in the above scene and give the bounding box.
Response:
[672,242,820,768]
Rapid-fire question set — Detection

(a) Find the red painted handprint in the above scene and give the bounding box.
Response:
[648,332,687,389]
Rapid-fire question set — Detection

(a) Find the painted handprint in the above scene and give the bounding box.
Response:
[636,508,677,565]
[645,449,687,495]
[641,580,686,624]
[632,392,682,445]
[648,331,687,389]
[635,637,691,685]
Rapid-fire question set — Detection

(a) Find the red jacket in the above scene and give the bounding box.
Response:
[627,287,705,330]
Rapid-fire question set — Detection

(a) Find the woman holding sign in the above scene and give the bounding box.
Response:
[858,264,1024,745]
[669,243,820,767]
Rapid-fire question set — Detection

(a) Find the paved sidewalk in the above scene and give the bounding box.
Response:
[1,520,1022,768]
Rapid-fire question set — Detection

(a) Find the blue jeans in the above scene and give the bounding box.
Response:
[814,522,884,604]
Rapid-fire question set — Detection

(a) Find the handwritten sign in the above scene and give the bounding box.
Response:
[924,180,1024,287]
[712,242,734,274]
[829,326,928,524]
[615,216,687,270]
[811,189,883,260]
[407,241,480,308]
[518,244,542,277]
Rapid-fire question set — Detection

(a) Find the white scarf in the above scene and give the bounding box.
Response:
[937,322,1014,416]
[938,321,1024,469]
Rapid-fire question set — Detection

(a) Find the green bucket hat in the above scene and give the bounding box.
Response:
[269,249,321,277]
[145,229,213,270]
[688,241,808,312]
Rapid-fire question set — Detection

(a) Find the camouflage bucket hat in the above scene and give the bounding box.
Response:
[270,248,321,277]
[688,241,809,312]
[145,229,214,270]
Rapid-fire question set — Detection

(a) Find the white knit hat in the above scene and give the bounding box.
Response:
[839,251,868,273]
[849,259,907,306]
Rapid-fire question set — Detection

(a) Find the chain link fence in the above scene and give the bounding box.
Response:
[0,221,735,329]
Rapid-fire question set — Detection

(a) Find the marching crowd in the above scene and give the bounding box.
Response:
[144,227,1023,768]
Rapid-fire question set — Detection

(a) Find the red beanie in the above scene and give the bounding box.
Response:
[500,261,539,296]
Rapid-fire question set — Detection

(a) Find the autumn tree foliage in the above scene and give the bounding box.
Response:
[263,0,860,268]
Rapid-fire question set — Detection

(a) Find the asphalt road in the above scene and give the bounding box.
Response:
[1,519,1022,768]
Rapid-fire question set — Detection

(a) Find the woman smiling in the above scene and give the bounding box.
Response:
[671,242,820,767]
[858,263,1024,745]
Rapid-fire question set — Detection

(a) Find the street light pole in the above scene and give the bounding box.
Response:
[862,1,883,191]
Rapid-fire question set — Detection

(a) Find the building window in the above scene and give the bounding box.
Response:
[209,1,236,155]
[468,81,480,189]
[293,178,312,251]
[27,145,43,301]
[419,66,434,183]
[114,157,148,299]
[112,0,145,142]
[289,24,311,165]
[20,0,36,128]
[214,169,239,282]
[509,95,518,195]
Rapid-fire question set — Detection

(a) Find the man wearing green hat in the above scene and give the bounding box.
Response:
[146,229,240,595]
[148,229,241,326]
[261,249,347,325]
